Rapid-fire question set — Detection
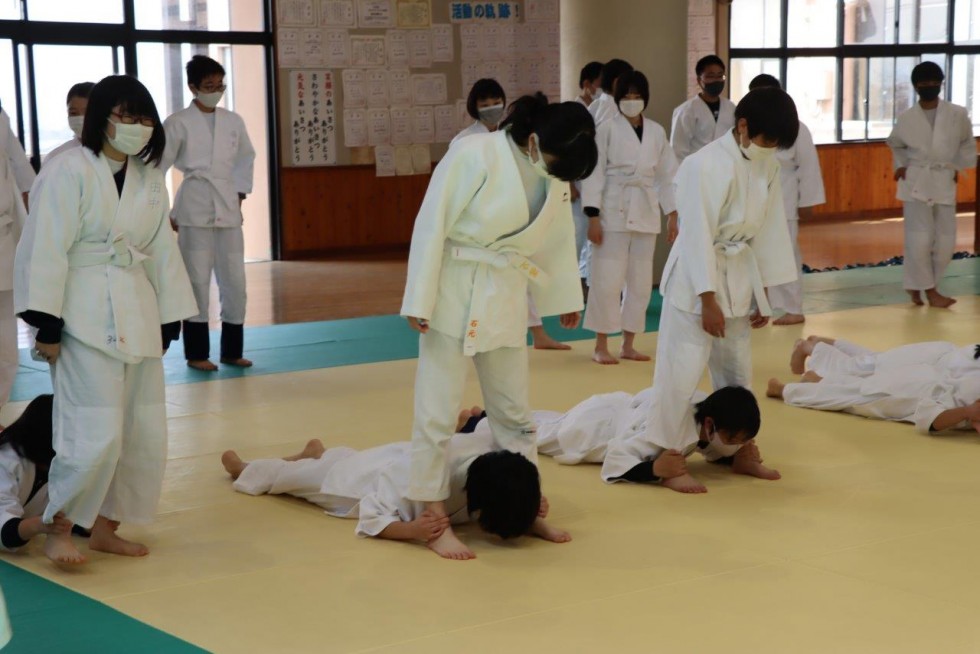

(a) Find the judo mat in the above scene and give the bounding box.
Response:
[0,263,977,653]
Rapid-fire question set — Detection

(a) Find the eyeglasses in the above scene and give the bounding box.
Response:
[701,74,727,82]
[111,111,155,127]
[198,84,226,93]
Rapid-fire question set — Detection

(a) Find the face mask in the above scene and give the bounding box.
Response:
[739,139,777,162]
[916,85,941,101]
[478,103,504,126]
[106,121,154,156]
[703,80,726,97]
[195,89,224,108]
[528,133,554,179]
[619,99,645,118]
[68,116,84,139]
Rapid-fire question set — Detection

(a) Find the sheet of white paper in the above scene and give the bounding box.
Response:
[367,107,392,145]
[351,35,387,66]
[279,0,315,25]
[289,70,337,166]
[430,24,454,62]
[320,0,355,26]
[300,29,325,67]
[499,23,517,53]
[375,144,396,176]
[341,68,367,108]
[411,143,431,174]
[461,62,481,95]
[357,0,394,27]
[343,108,368,147]
[386,29,410,66]
[482,24,500,59]
[394,145,414,175]
[525,0,559,22]
[434,104,457,142]
[541,22,560,52]
[366,69,390,107]
[411,106,435,143]
[411,73,447,105]
[278,28,301,66]
[323,29,350,67]
[396,0,431,28]
[460,24,482,61]
[388,68,413,106]
[408,30,432,68]
[389,106,413,145]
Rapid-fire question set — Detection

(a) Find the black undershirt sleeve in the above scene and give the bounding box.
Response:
[19,311,64,344]
[1,518,29,549]
[614,461,661,484]
[161,322,181,350]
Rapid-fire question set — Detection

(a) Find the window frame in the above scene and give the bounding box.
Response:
[729,0,980,142]
[0,0,282,258]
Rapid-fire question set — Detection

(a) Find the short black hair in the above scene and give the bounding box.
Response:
[466,450,541,539]
[0,395,54,467]
[81,75,166,166]
[911,61,945,85]
[66,82,96,104]
[696,55,726,77]
[466,78,506,119]
[614,70,650,108]
[579,61,603,88]
[600,58,633,93]
[694,386,761,440]
[748,73,781,91]
[500,94,598,182]
[186,54,226,88]
[734,87,799,149]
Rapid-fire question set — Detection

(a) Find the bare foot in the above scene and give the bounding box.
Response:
[661,473,707,494]
[532,335,572,350]
[220,357,254,367]
[619,347,651,362]
[925,291,957,309]
[221,450,248,479]
[44,533,86,565]
[529,517,572,543]
[592,348,619,365]
[908,290,924,306]
[426,527,476,560]
[300,439,325,459]
[766,378,785,399]
[733,459,782,480]
[187,359,218,371]
[90,518,149,557]
[790,338,812,374]
[801,370,822,383]
[773,313,805,326]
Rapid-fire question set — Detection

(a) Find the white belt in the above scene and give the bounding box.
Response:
[67,235,157,289]
[447,243,549,356]
[613,173,657,229]
[713,240,771,317]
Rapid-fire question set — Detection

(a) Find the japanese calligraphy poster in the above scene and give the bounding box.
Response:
[289,70,338,166]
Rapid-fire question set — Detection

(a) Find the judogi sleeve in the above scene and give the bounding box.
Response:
[794,125,826,209]
[0,463,27,552]
[580,122,609,212]
[14,159,82,318]
[232,117,256,195]
[655,135,679,214]
[953,108,977,171]
[672,157,724,297]
[748,170,798,288]
[355,471,418,538]
[141,172,198,323]
[913,397,965,434]
[4,119,35,193]
[529,189,585,317]
[399,145,486,321]
[669,104,696,162]
[886,118,910,171]
[158,115,184,174]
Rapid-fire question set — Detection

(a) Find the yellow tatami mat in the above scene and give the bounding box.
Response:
[2,296,979,653]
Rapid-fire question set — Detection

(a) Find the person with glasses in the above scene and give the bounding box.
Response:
[886,61,975,310]
[42,82,96,167]
[161,55,256,371]
[14,75,197,564]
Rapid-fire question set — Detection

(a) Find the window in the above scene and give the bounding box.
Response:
[730,0,980,142]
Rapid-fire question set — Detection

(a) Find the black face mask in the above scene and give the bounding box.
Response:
[703,81,726,97]
[916,85,941,101]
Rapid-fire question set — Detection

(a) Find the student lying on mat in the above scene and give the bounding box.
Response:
[767,335,980,434]
[221,409,569,561]
[0,395,91,563]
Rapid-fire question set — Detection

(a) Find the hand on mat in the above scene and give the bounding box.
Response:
[894,167,907,181]
[538,496,550,518]
[700,295,725,338]
[410,510,451,542]
[749,310,769,329]
[406,316,429,333]
[34,341,60,364]
[653,450,687,479]
[559,312,580,329]
[666,212,678,244]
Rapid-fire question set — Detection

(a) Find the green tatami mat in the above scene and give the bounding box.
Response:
[0,561,206,653]
[8,257,977,402]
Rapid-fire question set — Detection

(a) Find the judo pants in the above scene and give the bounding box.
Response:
[232,447,356,511]
[178,226,247,360]
[768,218,804,315]
[527,293,542,329]
[902,201,957,292]
[572,194,590,279]
[583,232,655,335]
[45,334,167,528]
[0,291,16,406]
[782,376,912,420]
[408,329,536,502]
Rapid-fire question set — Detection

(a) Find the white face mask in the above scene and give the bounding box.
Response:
[477,103,504,127]
[740,141,777,162]
[527,133,554,180]
[68,115,84,139]
[619,99,645,118]
[195,89,224,109]
[106,121,154,156]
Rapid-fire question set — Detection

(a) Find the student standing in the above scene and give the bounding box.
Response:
[43,82,96,166]
[887,61,975,309]
[450,79,506,148]
[161,55,256,370]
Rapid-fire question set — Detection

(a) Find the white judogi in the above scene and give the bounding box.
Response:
[602,133,796,479]
[401,130,582,500]
[14,147,197,528]
[588,92,619,128]
[887,100,976,292]
[0,444,48,551]
[670,95,737,163]
[582,113,678,335]
[768,122,826,315]
[784,339,980,433]
[449,120,489,148]
[161,104,255,326]
[42,137,82,167]
[0,110,33,407]
[233,431,496,537]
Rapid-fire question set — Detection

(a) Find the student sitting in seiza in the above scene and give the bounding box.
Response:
[220,414,570,562]
[768,335,980,435]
